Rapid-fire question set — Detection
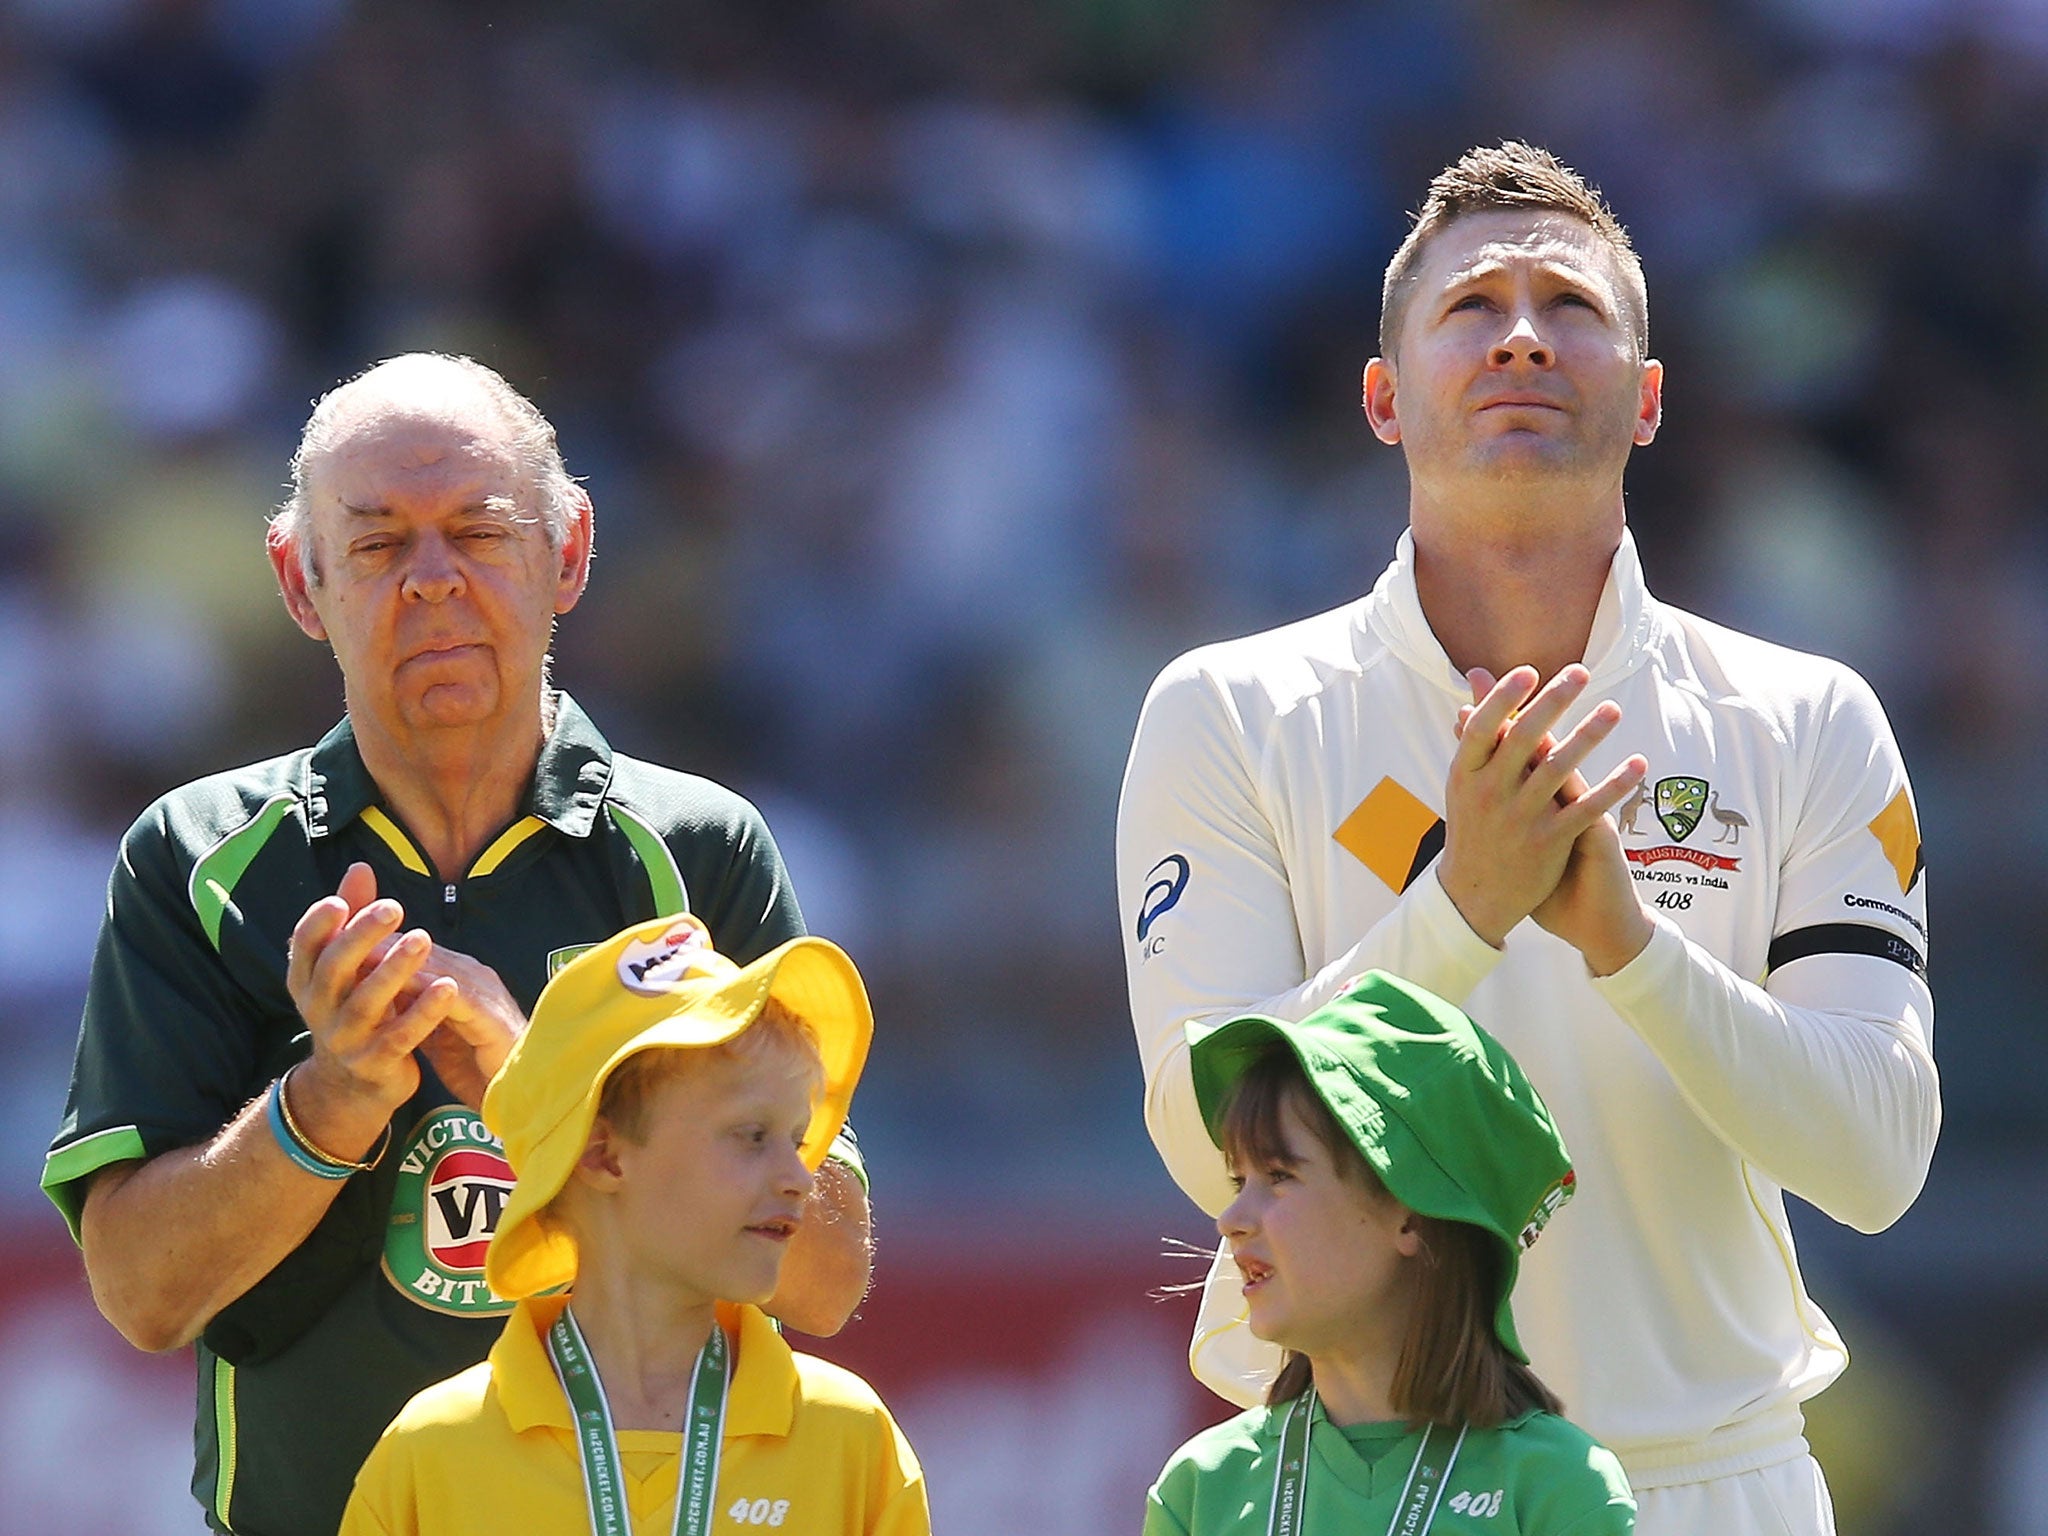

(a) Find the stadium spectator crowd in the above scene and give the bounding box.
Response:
[2,0,2046,1526]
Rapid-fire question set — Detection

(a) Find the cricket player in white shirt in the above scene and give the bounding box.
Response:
[1116,141,1938,1536]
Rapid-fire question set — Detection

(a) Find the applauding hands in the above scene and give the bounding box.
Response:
[284,863,525,1152]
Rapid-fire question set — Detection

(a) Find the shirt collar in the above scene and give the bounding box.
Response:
[1361,525,1661,700]
[302,691,615,841]
[526,692,614,837]
[302,714,373,839]
[496,1296,576,1433]
[724,1302,799,1438]
[494,1296,798,1439]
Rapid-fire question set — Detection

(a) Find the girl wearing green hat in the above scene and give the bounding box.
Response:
[1144,970,1634,1536]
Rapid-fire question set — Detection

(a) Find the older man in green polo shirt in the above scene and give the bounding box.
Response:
[43,354,872,1536]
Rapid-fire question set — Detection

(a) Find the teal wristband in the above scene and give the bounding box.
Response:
[267,1077,353,1180]
[266,1069,389,1179]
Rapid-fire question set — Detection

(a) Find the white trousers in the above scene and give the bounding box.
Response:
[1632,1455,1836,1536]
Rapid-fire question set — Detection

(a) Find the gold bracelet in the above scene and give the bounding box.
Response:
[277,1063,391,1173]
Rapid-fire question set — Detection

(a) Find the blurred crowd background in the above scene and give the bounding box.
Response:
[2,0,2046,1531]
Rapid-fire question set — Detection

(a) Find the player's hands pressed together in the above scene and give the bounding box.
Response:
[1447,667,1654,975]
[1439,665,1648,956]
[1531,791,1654,976]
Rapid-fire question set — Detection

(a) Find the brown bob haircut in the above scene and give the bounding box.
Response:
[1219,1043,1564,1429]
[1379,140,1649,360]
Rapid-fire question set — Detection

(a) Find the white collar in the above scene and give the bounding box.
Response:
[1361,525,1662,699]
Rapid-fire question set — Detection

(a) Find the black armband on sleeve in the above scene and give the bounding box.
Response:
[1765,923,1927,980]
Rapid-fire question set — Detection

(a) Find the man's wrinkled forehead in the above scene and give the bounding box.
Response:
[1422,211,1627,302]
[304,394,523,508]
[1385,206,1647,355]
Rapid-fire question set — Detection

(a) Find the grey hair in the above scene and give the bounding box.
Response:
[269,353,580,582]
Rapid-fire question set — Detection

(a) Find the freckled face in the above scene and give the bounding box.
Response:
[281,408,581,739]
[1369,211,1660,498]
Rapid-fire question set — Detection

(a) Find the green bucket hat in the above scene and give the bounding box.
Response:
[1187,970,1575,1363]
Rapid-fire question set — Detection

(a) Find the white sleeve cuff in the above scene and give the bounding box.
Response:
[1586,910,1688,1013]
[1402,863,1511,1005]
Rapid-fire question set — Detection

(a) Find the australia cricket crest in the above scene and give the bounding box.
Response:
[1655,776,1709,843]
[383,1104,520,1317]
[1624,772,1745,876]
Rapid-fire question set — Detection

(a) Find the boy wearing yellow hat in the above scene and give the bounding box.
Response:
[340,915,929,1536]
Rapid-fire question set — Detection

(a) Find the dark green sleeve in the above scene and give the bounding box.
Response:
[43,802,281,1236]
[46,789,417,1365]
[684,792,806,962]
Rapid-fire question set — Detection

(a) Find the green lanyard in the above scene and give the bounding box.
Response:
[1269,1389,1467,1536]
[547,1307,731,1536]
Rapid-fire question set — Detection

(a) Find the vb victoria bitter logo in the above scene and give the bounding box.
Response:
[383,1104,520,1316]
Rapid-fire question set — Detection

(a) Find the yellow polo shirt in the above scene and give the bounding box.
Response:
[341,1297,929,1536]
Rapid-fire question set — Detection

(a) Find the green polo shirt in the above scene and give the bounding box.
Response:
[44,694,805,1536]
[1145,1396,1635,1536]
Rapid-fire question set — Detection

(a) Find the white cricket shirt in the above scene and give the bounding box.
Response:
[1116,529,1938,1487]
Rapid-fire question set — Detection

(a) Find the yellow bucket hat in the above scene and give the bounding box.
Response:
[482,914,872,1300]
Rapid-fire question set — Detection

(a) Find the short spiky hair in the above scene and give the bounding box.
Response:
[1379,141,1648,357]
